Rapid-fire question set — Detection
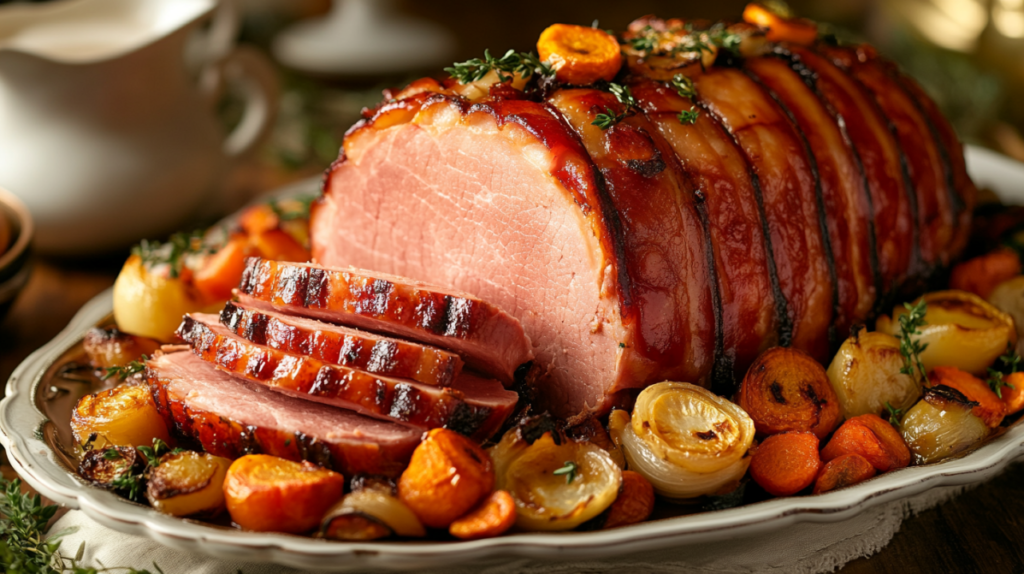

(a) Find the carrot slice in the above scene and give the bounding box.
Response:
[1000,372,1024,415]
[742,3,818,45]
[449,490,516,540]
[250,228,311,263]
[737,347,841,439]
[239,204,280,235]
[224,454,344,534]
[537,24,623,85]
[820,414,910,472]
[193,234,251,302]
[813,453,876,494]
[929,366,1006,427]
[603,470,655,529]
[749,431,821,497]
[949,248,1021,299]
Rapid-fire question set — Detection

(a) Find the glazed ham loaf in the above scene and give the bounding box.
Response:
[310,19,975,418]
[219,301,464,387]
[237,258,532,385]
[177,313,517,441]
[146,350,420,477]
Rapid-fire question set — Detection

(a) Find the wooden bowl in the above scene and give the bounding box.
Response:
[0,187,33,321]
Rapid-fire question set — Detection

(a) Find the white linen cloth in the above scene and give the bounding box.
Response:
[49,483,969,574]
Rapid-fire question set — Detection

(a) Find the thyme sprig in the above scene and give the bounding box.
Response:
[671,74,696,98]
[0,476,168,573]
[100,356,148,382]
[884,401,903,429]
[552,461,579,485]
[444,49,554,84]
[269,195,316,221]
[897,300,929,383]
[131,230,209,279]
[678,107,700,124]
[101,438,182,502]
[986,343,1021,398]
[592,83,637,130]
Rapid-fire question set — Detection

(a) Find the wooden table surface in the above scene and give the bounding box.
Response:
[3,257,1024,573]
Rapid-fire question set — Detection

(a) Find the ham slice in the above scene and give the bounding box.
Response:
[177,313,517,441]
[219,301,464,387]
[146,350,420,477]
[237,258,532,386]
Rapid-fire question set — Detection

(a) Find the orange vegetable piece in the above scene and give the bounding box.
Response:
[748,431,822,497]
[1000,372,1024,415]
[742,3,818,45]
[193,234,251,302]
[949,248,1021,299]
[250,228,310,262]
[737,347,842,439]
[398,428,495,529]
[820,414,910,472]
[537,24,623,85]
[223,454,344,534]
[928,366,1006,427]
[813,453,876,495]
[239,204,280,235]
[603,470,655,529]
[449,490,516,540]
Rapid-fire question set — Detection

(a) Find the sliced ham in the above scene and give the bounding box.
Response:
[236,258,532,386]
[219,301,464,387]
[146,350,420,477]
[177,313,517,441]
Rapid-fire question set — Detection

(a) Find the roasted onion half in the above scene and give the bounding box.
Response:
[608,382,755,501]
[321,480,425,540]
[490,425,621,532]
[826,328,922,420]
[876,290,1016,376]
[900,385,990,465]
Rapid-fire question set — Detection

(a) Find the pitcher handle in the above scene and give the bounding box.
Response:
[217,47,280,158]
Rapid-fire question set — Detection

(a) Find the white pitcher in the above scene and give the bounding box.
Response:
[0,0,278,255]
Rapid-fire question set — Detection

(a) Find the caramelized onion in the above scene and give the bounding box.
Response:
[900,385,990,465]
[321,482,425,540]
[826,328,922,420]
[609,382,754,501]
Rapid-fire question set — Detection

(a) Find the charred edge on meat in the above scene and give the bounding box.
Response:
[278,264,310,307]
[305,266,329,309]
[517,413,561,445]
[444,401,492,438]
[745,70,842,351]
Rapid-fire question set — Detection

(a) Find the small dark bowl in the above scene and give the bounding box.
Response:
[0,187,33,321]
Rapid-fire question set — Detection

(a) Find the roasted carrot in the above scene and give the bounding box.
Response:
[742,3,818,45]
[193,234,251,302]
[398,428,495,529]
[603,470,655,529]
[449,490,516,540]
[537,24,622,85]
[928,366,1006,427]
[238,204,280,235]
[813,453,876,494]
[1000,372,1024,415]
[820,414,911,472]
[250,228,310,263]
[737,347,842,439]
[748,431,821,497]
[949,248,1021,299]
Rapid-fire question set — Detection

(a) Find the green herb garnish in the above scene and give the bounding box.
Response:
[627,26,660,55]
[677,107,700,124]
[986,343,1021,398]
[884,401,903,429]
[444,49,554,85]
[131,230,208,279]
[591,83,637,130]
[101,356,148,382]
[269,195,315,221]
[898,300,929,383]
[671,74,696,99]
[100,438,182,502]
[552,461,578,485]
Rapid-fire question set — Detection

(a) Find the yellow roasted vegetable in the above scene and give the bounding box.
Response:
[146,452,230,517]
[70,382,171,449]
[321,481,425,540]
[876,290,1016,376]
[608,382,754,501]
[900,385,990,465]
[826,328,922,419]
[112,255,216,342]
[490,423,621,532]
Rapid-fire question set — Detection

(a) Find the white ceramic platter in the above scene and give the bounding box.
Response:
[2,145,1023,572]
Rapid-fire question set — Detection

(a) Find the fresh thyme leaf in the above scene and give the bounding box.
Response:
[987,368,1015,399]
[591,83,638,130]
[897,300,929,383]
[671,74,696,98]
[552,461,579,485]
[110,473,145,502]
[628,27,660,55]
[102,449,123,461]
[998,342,1022,375]
[884,401,903,429]
[678,107,700,124]
[444,49,554,85]
[131,230,209,279]
[269,195,315,221]
[708,24,742,55]
[101,355,148,382]
[608,83,637,109]
[592,108,619,130]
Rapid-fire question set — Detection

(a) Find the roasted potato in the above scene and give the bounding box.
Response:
[112,255,216,342]
[224,454,345,533]
[82,327,160,370]
[826,328,922,420]
[321,482,425,541]
[876,290,1016,376]
[146,452,231,517]
[71,382,171,449]
[397,428,494,529]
